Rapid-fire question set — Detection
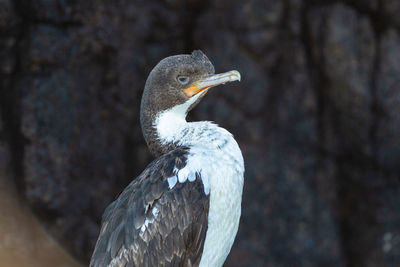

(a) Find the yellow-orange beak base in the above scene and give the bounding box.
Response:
[182,70,241,98]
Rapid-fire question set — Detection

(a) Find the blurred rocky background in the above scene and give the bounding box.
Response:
[1,0,400,266]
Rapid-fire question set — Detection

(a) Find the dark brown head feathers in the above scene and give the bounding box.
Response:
[140,51,215,156]
[191,50,214,70]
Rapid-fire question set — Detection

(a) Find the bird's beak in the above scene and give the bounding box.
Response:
[182,70,241,98]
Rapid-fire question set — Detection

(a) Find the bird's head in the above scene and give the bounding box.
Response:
[140,50,240,156]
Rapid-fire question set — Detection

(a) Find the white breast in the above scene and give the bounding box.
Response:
[163,125,244,266]
[154,98,245,266]
[195,133,244,267]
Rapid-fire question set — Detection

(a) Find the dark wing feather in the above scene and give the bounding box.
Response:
[90,148,210,267]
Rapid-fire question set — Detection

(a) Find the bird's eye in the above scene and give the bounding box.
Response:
[176,75,190,85]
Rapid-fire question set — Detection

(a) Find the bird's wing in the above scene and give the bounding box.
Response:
[90,148,210,267]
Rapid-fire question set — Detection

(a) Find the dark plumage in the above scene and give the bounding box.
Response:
[140,50,215,156]
[90,148,209,267]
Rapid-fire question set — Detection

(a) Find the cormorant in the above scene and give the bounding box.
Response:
[90,50,244,267]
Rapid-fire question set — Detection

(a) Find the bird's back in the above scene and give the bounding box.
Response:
[90,148,210,267]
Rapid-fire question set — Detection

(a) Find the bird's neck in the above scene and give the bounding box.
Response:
[141,97,230,157]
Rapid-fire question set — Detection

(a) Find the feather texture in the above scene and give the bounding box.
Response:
[90,148,210,267]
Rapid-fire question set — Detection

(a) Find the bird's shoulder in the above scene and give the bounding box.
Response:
[90,147,210,267]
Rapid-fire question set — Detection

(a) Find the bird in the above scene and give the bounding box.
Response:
[90,50,244,267]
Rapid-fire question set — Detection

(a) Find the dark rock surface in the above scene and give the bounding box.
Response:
[1,0,400,266]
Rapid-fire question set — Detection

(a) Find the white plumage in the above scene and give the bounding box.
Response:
[155,96,245,266]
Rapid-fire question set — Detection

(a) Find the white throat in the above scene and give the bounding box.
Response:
[153,95,199,146]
